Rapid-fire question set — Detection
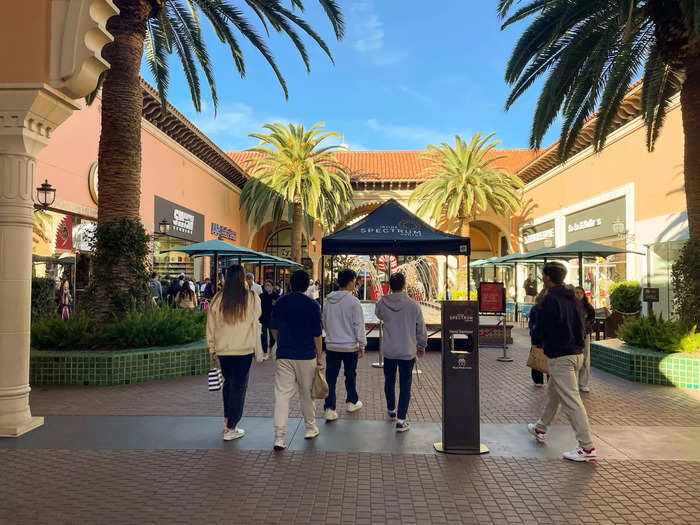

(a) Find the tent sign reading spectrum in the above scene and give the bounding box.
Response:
[478,282,505,313]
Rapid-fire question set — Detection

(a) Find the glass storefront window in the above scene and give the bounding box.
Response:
[647,240,686,319]
[565,237,627,308]
[152,236,195,279]
[265,228,312,273]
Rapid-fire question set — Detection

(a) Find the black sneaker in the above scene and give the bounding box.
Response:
[396,420,410,432]
[388,410,397,421]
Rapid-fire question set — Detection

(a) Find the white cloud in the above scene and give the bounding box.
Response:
[350,2,406,65]
[366,118,469,147]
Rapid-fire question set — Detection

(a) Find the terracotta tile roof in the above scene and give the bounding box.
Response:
[226,149,538,182]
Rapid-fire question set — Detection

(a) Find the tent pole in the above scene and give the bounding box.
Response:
[467,254,471,300]
[578,253,583,287]
[213,252,219,294]
[444,256,449,300]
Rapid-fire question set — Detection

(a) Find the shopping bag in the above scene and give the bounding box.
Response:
[526,345,549,373]
[311,366,329,399]
[254,323,264,363]
[208,367,224,391]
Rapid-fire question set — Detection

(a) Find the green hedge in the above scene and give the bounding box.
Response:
[31,277,56,321]
[31,305,206,351]
[609,280,642,313]
[618,314,699,354]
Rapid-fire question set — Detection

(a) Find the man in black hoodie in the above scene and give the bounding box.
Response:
[529,262,596,462]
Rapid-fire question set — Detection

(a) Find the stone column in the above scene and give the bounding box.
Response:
[0,86,78,436]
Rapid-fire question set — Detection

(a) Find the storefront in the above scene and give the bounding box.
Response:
[152,196,205,280]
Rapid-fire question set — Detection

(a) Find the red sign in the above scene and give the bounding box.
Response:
[478,282,505,313]
[55,216,73,251]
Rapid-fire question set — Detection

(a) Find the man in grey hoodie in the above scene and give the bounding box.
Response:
[375,272,428,432]
[323,269,367,421]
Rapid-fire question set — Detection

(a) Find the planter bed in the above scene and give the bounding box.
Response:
[591,338,699,389]
[29,341,209,386]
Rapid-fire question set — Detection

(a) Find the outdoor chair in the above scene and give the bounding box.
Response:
[519,303,534,327]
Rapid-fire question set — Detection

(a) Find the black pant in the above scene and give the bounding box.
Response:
[324,350,359,409]
[383,357,415,420]
[260,321,274,354]
[219,354,253,429]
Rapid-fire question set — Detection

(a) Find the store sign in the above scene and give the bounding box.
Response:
[154,196,204,242]
[566,197,626,243]
[478,282,505,313]
[211,222,236,241]
[520,220,555,251]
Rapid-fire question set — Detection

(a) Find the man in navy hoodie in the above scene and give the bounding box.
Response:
[529,262,597,462]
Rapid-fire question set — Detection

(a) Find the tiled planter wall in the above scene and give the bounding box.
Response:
[29,341,210,386]
[591,339,699,389]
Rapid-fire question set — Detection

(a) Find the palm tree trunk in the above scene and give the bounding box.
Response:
[98,1,150,223]
[291,201,304,263]
[681,54,700,244]
[90,1,152,320]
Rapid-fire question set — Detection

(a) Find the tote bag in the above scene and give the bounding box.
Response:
[526,345,549,373]
[311,366,329,399]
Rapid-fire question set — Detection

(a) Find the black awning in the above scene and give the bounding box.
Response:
[322,199,470,256]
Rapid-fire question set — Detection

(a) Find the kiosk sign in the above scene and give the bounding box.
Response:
[478,282,505,313]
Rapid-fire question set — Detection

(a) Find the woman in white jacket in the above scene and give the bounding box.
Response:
[207,264,262,441]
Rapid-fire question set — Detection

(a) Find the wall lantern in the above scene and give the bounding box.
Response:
[158,218,171,235]
[36,179,56,209]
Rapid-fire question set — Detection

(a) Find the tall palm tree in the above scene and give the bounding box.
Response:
[408,133,524,238]
[88,0,343,317]
[240,122,353,262]
[497,0,699,244]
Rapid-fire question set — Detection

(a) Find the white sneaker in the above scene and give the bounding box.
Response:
[527,423,547,443]
[580,386,590,392]
[273,439,286,451]
[346,401,364,413]
[324,409,338,421]
[304,425,320,439]
[534,383,545,388]
[562,446,597,462]
[263,354,270,361]
[223,427,245,441]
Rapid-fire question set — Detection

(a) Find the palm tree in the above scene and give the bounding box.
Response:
[497,0,699,243]
[240,122,353,262]
[408,133,524,238]
[88,1,344,317]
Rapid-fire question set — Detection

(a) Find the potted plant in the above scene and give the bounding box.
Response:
[607,281,642,336]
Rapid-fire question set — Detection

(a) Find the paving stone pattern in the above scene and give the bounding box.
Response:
[2,449,698,525]
[29,329,700,427]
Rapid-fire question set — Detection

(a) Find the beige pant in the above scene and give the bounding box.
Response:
[578,336,591,388]
[536,354,594,449]
[274,358,317,439]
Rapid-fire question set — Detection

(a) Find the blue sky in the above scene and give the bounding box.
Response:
[151,1,560,152]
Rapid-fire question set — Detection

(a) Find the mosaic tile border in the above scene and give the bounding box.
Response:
[29,341,209,386]
[591,339,699,390]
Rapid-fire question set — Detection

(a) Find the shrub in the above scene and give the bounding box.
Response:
[31,305,206,351]
[618,313,699,354]
[609,280,642,313]
[31,277,57,321]
[671,240,700,327]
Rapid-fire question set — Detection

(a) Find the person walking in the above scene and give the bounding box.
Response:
[306,280,318,300]
[528,289,548,387]
[575,286,596,393]
[528,262,596,462]
[323,269,367,421]
[58,278,72,321]
[260,279,279,360]
[206,264,262,441]
[270,270,323,450]
[375,273,427,432]
[175,283,197,310]
[246,273,263,296]
[149,272,163,303]
[524,273,538,302]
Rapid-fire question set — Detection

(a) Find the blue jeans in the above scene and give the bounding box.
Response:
[219,354,253,429]
[324,350,359,410]
[383,357,415,420]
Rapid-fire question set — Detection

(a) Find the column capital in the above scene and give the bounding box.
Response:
[0,84,79,157]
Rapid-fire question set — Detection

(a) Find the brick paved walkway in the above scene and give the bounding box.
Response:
[2,449,699,525]
[29,329,700,426]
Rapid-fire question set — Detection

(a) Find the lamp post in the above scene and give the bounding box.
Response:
[35,179,56,210]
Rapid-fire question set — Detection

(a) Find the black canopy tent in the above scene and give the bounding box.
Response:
[321,199,471,300]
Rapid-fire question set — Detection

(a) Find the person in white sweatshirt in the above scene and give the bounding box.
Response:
[375,272,427,433]
[322,269,367,421]
[207,264,262,441]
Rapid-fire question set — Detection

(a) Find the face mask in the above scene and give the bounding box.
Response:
[264,285,272,292]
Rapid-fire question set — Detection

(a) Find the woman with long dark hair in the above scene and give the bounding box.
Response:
[575,286,595,393]
[206,265,262,440]
[175,280,197,310]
